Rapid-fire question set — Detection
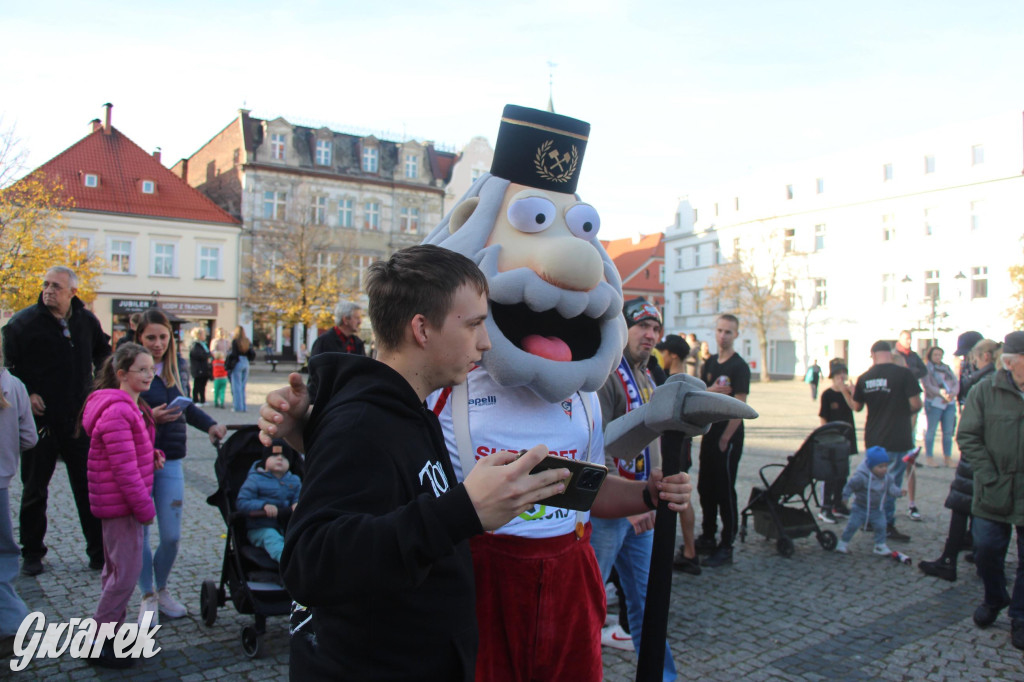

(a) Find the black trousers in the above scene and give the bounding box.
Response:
[697,426,744,548]
[942,510,973,559]
[20,426,103,564]
[192,375,209,403]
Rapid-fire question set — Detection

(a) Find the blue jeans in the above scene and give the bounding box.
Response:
[0,489,29,636]
[248,527,285,562]
[883,449,909,526]
[924,403,957,459]
[840,504,887,546]
[590,516,678,682]
[230,357,250,412]
[139,459,184,594]
[972,516,1024,620]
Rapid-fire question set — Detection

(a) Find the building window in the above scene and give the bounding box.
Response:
[732,237,741,257]
[971,266,988,299]
[141,180,155,194]
[399,207,420,234]
[356,255,380,289]
[84,173,98,188]
[151,242,176,277]
[924,208,935,236]
[970,200,983,230]
[783,280,795,308]
[338,199,353,228]
[271,133,286,161]
[693,245,702,268]
[971,144,984,165]
[813,278,827,307]
[659,264,665,283]
[814,224,825,251]
[711,241,720,264]
[883,163,893,181]
[364,202,380,230]
[198,245,222,280]
[924,155,936,174]
[692,208,699,223]
[107,239,133,274]
[310,196,327,225]
[924,270,940,301]
[785,184,794,200]
[783,228,795,253]
[362,147,379,173]
[675,292,684,316]
[404,154,419,179]
[882,213,895,241]
[315,252,336,282]
[816,177,824,194]
[882,273,894,303]
[315,139,332,166]
[263,191,287,221]
[675,248,683,271]
[67,235,93,267]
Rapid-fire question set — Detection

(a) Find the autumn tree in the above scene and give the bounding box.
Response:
[1009,235,1024,330]
[245,217,361,330]
[707,234,788,382]
[0,125,104,311]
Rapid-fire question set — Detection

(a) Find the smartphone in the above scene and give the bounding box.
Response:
[168,396,193,411]
[529,455,608,512]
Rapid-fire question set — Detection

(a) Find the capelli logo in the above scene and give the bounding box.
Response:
[10,611,161,671]
[468,396,497,407]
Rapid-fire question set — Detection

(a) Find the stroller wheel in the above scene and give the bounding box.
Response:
[819,530,838,551]
[201,580,218,626]
[776,536,795,557]
[241,625,264,658]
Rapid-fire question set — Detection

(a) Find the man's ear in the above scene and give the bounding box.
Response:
[449,197,479,234]
[410,313,429,348]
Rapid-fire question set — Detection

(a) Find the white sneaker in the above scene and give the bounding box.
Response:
[873,544,893,556]
[157,587,188,619]
[601,623,635,651]
[139,593,160,627]
[835,540,849,554]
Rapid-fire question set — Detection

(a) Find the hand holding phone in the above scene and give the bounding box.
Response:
[168,396,192,411]
[529,455,608,512]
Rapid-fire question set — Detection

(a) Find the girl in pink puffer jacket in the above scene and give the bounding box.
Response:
[81,343,164,668]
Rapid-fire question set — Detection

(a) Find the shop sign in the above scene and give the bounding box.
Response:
[112,299,158,315]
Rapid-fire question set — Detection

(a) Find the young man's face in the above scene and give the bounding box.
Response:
[626,319,661,364]
[715,318,738,352]
[427,283,491,388]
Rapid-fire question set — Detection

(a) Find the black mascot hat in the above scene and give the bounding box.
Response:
[489,104,589,194]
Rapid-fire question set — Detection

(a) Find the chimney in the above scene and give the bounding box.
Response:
[103,103,113,135]
[90,118,102,134]
[152,147,162,164]
[179,158,189,181]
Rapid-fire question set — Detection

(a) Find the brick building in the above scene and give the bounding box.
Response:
[602,232,666,316]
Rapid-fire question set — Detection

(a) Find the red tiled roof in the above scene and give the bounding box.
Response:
[33,126,240,225]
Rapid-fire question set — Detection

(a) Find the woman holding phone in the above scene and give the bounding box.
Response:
[134,309,226,626]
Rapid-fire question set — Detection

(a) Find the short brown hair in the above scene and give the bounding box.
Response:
[717,313,739,328]
[366,245,488,352]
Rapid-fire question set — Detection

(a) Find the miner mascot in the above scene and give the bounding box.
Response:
[261,105,755,681]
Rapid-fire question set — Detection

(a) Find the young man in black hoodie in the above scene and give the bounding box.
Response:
[280,245,570,681]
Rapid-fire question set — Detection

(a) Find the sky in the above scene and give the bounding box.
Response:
[2,0,1023,241]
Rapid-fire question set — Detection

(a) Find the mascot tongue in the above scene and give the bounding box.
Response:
[522,334,572,362]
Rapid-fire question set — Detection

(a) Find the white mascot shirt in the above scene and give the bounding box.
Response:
[428,366,605,539]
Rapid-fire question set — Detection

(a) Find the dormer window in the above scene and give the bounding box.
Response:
[141,180,155,194]
[84,173,98,188]
[362,147,379,173]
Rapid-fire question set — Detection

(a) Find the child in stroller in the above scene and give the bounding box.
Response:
[236,443,301,562]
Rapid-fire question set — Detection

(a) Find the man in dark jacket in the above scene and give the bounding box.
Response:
[0,266,110,575]
[958,331,1024,651]
[281,245,570,681]
[309,300,365,358]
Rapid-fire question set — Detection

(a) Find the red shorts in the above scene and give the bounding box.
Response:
[470,523,605,682]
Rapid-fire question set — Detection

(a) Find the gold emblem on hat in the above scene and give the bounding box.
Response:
[534,140,578,183]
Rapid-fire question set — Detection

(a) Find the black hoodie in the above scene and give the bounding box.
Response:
[281,353,482,681]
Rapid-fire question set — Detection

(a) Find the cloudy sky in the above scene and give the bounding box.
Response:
[2,0,1022,240]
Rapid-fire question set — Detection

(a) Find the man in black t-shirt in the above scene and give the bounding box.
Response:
[696,314,751,567]
[840,340,922,542]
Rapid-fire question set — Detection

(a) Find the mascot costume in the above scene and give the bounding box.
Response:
[267,105,756,681]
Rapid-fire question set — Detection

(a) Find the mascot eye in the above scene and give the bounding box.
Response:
[507,197,556,233]
[565,204,601,240]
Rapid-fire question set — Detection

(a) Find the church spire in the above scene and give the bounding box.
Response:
[546,59,557,113]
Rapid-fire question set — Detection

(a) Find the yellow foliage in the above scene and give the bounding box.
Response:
[0,172,104,312]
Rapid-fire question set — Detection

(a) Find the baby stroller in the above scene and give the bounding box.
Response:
[739,422,854,557]
[201,425,303,658]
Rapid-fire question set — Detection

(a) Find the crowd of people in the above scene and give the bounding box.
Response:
[0,260,1021,675]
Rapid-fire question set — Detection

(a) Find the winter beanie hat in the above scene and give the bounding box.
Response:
[865,446,889,470]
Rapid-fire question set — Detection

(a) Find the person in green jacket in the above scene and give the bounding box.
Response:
[957,330,1024,651]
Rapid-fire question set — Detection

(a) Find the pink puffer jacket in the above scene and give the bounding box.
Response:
[82,389,156,523]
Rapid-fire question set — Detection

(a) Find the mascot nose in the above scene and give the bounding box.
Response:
[534,237,604,291]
